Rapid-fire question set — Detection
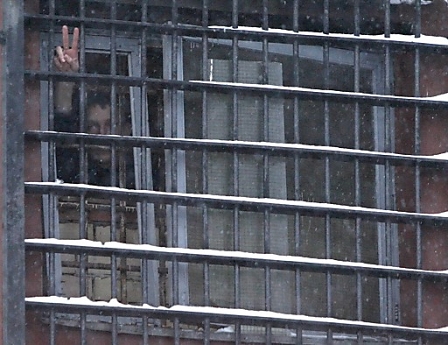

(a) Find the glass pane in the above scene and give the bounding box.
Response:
[173,38,383,321]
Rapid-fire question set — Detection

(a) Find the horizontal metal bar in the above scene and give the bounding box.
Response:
[24,70,448,108]
[24,13,448,52]
[25,130,448,168]
[24,238,448,282]
[25,296,448,338]
[24,182,448,225]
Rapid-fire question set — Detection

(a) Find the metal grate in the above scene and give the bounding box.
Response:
[22,0,448,344]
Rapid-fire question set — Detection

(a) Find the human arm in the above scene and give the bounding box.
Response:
[54,25,79,114]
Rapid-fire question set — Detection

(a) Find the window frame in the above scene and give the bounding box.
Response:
[163,34,400,326]
[39,30,159,308]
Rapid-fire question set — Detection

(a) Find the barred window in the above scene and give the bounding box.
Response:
[24,1,448,344]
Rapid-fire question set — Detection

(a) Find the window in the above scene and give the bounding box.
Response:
[39,32,160,306]
[23,1,448,344]
[165,36,392,323]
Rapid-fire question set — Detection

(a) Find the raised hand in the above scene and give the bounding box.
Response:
[54,25,79,73]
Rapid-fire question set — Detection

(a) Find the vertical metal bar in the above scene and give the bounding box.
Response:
[414,36,423,330]
[354,0,360,36]
[2,1,25,344]
[170,0,181,309]
[262,0,268,31]
[201,0,211,317]
[414,0,422,39]
[231,0,241,315]
[353,2,363,332]
[47,0,57,305]
[292,6,302,341]
[140,3,151,343]
[50,308,56,345]
[264,212,271,306]
[77,2,87,344]
[47,6,56,345]
[323,4,332,341]
[46,12,58,327]
[110,5,119,343]
[323,0,329,34]
[235,321,241,345]
[261,4,272,322]
[79,196,87,345]
[232,0,238,29]
[171,0,178,26]
[110,1,117,186]
[172,202,179,305]
[79,0,87,184]
[110,0,118,308]
[204,316,211,345]
[174,317,180,345]
[384,0,390,38]
[234,247,240,309]
[266,322,272,345]
[323,28,332,323]
[293,0,299,32]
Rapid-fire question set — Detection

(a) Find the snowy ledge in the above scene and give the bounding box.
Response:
[24,182,448,225]
[189,80,448,106]
[391,0,447,4]
[208,26,448,48]
[25,296,448,336]
[26,130,448,163]
[25,238,448,281]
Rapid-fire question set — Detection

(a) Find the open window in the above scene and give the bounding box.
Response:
[39,32,159,307]
[163,35,397,325]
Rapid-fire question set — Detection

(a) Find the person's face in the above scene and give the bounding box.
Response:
[87,104,112,164]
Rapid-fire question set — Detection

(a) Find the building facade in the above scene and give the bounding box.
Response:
[1,0,448,344]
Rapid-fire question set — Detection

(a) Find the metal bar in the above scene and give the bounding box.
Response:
[25,181,448,226]
[353,9,364,325]
[25,238,448,283]
[77,0,87,331]
[201,0,211,311]
[25,16,448,51]
[25,71,448,109]
[292,0,299,33]
[2,1,25,344]
[322,23,332,326]
[232,0,238,29]
[323,0,329,34]
[384,0,390,38]
[204,317,211,345]
[262,0,268,31]
[414,0,421,38]
[27,129,448,168]
[413,23,424,331]
[25,296,448,338]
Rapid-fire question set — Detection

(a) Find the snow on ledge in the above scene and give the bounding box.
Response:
[209,26,448,46]
[25,296,448,333]
[25,238,448,278]
[391,0,447,4]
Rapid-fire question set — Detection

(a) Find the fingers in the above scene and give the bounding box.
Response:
[71,27,79,53]
[55,46,65,63]
[53,56,64,70]
[65,55,79,71]
[54,25,80,72]
[62,25,69,50]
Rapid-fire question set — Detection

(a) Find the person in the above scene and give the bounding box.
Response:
[53,25,134,188]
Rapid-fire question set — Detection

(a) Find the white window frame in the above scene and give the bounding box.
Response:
[40,31,159,308]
